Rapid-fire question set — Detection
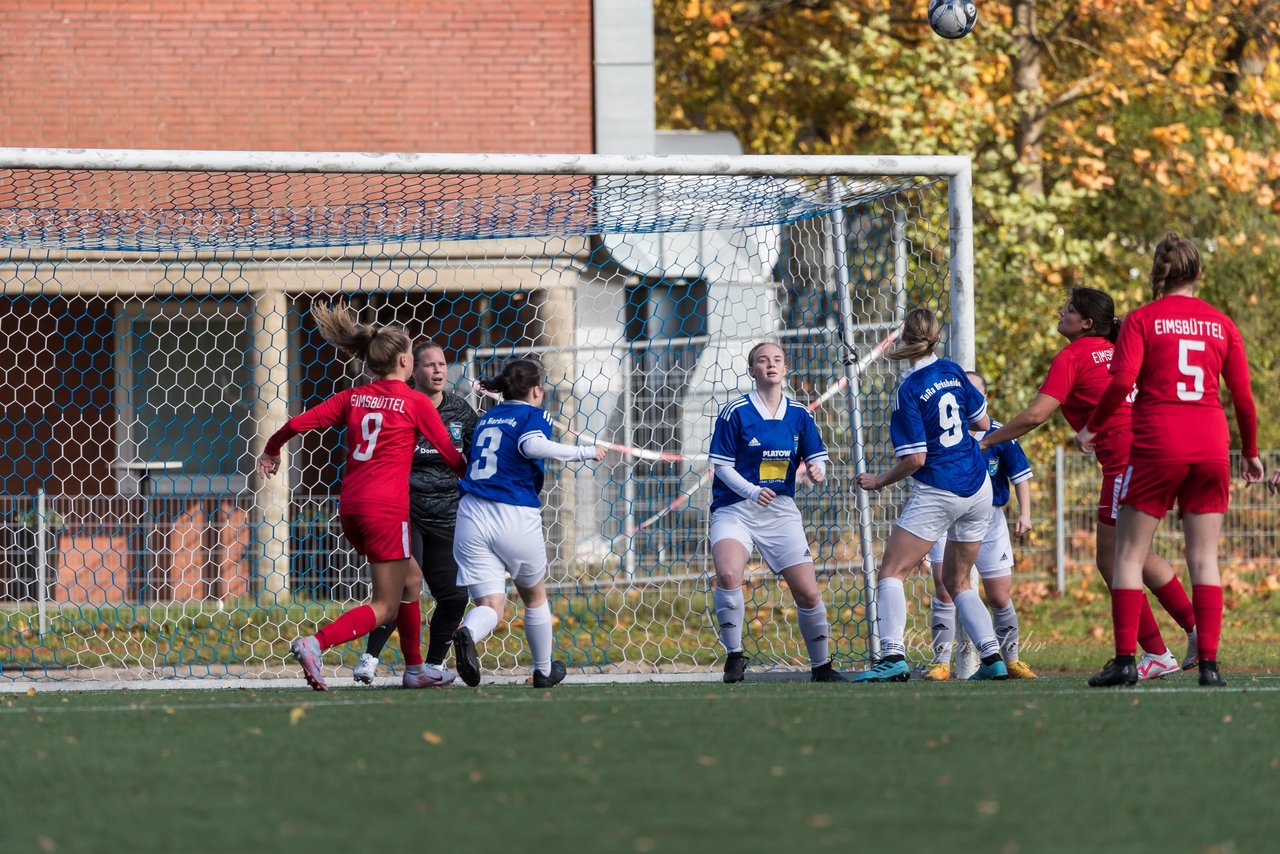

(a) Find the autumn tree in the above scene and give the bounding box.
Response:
[656,0,1280,449]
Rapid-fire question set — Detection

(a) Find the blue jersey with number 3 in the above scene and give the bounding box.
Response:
[890,356,988,497]
[458,401,554,508]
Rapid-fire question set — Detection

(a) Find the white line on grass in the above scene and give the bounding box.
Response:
[2,678,1279,717]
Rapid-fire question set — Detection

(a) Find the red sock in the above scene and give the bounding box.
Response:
[396,599,424,667]
[1152,577,1196,633]
[1111,588,1145,657]
[1192,584,1223,662]
[1136,596,1168,656]
[315,604,378,652]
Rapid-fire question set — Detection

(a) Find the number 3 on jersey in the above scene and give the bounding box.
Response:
[1177,339,1206,401]
[352,412,383,461]
[469,426,502,480]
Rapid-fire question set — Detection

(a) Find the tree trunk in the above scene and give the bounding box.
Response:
[1010,0,1045,198]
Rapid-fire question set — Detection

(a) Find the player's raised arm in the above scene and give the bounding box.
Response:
[257,388,352,475]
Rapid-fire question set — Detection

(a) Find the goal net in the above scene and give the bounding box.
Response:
[0,149,973,684]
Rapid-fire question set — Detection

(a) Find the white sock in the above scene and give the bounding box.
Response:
[462,604,499,643]
[930,599,956,665]
[954,589,1000,659]
[796,604,831,667]
[523,602,553,676]
[713,586,745,653]
[876,578,907,658]
[992,603,1019,661]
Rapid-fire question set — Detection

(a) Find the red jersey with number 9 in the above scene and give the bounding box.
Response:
[1086,295,1257,464]
[264,378,466,518]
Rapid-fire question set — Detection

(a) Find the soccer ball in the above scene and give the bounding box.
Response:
[928,0,978,39]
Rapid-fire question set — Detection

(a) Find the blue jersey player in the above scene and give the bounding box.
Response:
[450,358,606,688]
[923,371,1037,681]
[707,342,845,684]
[853,309,1008,682]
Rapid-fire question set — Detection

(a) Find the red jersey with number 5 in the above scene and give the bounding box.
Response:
[263,378,466,517]
[1086,295,1257,464]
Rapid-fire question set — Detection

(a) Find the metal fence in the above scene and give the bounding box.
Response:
[3,449,1277,609]
[1014,449,1280,589]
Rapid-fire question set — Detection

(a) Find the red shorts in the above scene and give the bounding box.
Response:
[340,513,411,563]
[1118,461,1231,520]
[1097,472,1123,527]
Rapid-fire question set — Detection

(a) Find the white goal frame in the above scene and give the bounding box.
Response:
[0,148,974,688]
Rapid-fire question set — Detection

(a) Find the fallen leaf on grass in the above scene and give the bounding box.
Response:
[38,836,55,852]
[26,687,36,697]
[1222,715,1233,724]
[288,706,306,726]
[696,755,716,767]
[423,731,444,745]
[807,814,831,829]
[976,800,1000,816]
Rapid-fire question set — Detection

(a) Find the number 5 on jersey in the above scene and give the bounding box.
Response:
[1177,339,1206,401]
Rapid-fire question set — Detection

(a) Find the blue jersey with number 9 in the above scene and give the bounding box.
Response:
[889,355,988,497]
[458,401,554,508]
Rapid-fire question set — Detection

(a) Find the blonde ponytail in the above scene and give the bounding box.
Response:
[887,308,943,362]
[312,302,411,376]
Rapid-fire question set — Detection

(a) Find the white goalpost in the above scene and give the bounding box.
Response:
[0,148,973,686]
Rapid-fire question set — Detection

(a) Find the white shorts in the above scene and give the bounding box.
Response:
[897,477,992,546]
[453,494,548,598]
[926,505,1014,579]
[709,497,813,573]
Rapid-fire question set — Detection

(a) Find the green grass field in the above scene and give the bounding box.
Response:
[3,676,1278,854]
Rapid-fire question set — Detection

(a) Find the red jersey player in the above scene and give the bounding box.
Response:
[1077,233,1263,688]
[980,287,1195,680]
[256,302,466,691]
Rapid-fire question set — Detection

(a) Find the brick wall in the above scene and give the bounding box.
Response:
[0,1,594,153]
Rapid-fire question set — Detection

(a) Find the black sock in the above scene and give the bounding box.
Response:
[1114,654,1135,667]
[364,622,395,659]
[981,653,1002,666]
[883,654,905,663]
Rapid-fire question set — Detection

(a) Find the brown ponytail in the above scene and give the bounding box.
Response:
[312,301,411,377]
[1150,232,1202,299]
